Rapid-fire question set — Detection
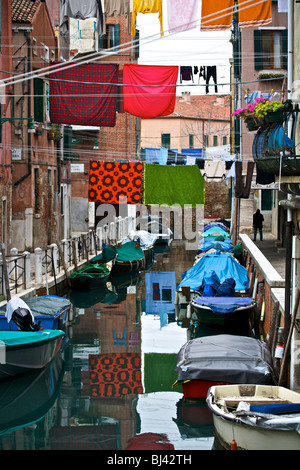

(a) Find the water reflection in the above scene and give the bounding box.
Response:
[0,241,216,450]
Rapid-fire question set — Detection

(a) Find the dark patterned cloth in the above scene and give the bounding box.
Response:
[89,161,143,204]
[89,353,143,397]
[49,63,119,126]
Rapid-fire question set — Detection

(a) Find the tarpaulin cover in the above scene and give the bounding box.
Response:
[88,161,143,204]
[49,63,119,126]
[115,241,144,262]
[89,353,143,397]
[198,240,234,253]
[144,164,205,207]
[201,0,272,30]
[123,64,178,119]
[192,296,254,315]
[1,295,71,321]
[177,253,249,292]
[175,335,274,384]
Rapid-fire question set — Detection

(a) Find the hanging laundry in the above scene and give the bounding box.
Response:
[132,0,163,37]
[205,66,217,93]
[235,161,254,198]
[49,63,119,127]
[60,0,104,36]
[102,0,131,35]
[123,64,178,119]
[167,0,198,32]
[144,164,205,207]
[180,66,194,83]
[88,161,143,204]
[144,147,168,164]
[201,0,272,30]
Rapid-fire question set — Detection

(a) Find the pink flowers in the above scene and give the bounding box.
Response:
[231,97,271,117]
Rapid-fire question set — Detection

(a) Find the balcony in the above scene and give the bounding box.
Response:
[251,101,300,177]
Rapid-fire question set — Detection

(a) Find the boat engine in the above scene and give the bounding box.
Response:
[11,307,41,331]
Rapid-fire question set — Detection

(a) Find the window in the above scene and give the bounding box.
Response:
[32,38,37,56]
[161,133,170,149]
[99,24,120,52]
[254,29,287,70]
[34,78,50,123]
[204,134,208,148]
[213,135,218,146]
[189,134,194,149]
[223,136,227,145]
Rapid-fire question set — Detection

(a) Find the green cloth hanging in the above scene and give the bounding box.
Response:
[144,164,205,207]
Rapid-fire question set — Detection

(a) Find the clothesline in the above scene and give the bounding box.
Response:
[0,0,271,89]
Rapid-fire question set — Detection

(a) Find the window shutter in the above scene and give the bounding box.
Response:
[34,78,44,122]
[63,126,73,160]
[254,30,263,70]
[282,29,288,70]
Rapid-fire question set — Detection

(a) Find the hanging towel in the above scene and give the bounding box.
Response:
[60,0,104,36]
[132,0,163,37]
[89,161,143,204]
[201,0,272,31]
[144,164,205,207]
[123,64,178,119]
[49,63,119,127]
[167,0,198,32]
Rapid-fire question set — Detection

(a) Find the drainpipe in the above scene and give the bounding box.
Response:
[13,30,32,187]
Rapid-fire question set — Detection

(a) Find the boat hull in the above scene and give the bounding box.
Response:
[0,330,64,380]
[207,384,300,450]
[191,300,254,331]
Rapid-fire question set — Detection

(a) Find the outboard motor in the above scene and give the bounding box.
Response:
[11,307,41,331]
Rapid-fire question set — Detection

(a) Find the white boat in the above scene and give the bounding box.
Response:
[206,384,300,450]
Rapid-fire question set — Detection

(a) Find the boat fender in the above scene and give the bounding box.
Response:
[230,439,237,450]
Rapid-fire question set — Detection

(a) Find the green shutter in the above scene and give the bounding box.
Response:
[63,126,73,160]
[254,30,263,70]
[34,78,44,122]
[282,29,288,70]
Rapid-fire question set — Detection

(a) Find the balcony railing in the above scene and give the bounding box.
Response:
[252,101,300,177]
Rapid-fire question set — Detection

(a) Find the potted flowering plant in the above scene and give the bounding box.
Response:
[231,98,284,131]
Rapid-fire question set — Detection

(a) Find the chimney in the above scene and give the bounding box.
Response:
[181,91,191,103]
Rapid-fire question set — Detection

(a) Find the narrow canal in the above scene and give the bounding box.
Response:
[0,240,220,451]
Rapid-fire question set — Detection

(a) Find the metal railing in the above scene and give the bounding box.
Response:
[0,216,134,299]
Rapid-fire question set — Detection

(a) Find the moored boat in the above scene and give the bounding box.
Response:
[70,263,111,289]
[206,384,300,450]
[173,335,274,399]
[0,329,64,380]
[0,295,71,331]
[190,295,256,331]
[110,241,146,273]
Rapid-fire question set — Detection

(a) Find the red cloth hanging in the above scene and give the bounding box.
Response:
[88,160,143,204]
[123,64,178,119]
[49,63,119,126]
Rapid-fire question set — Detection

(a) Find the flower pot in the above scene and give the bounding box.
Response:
[262,108,284,124]
[244,115,261,131]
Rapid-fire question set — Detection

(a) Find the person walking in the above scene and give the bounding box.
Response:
[253,209,264,241]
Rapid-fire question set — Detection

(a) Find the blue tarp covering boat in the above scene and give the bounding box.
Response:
[192,296,254,315]
[177,253,249,293]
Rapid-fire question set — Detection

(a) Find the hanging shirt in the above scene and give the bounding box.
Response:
[123,64,178,119]
[60,0,104,36]
[132,0,163,37]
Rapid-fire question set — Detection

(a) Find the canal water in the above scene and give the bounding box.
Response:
[0,240,218,451]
